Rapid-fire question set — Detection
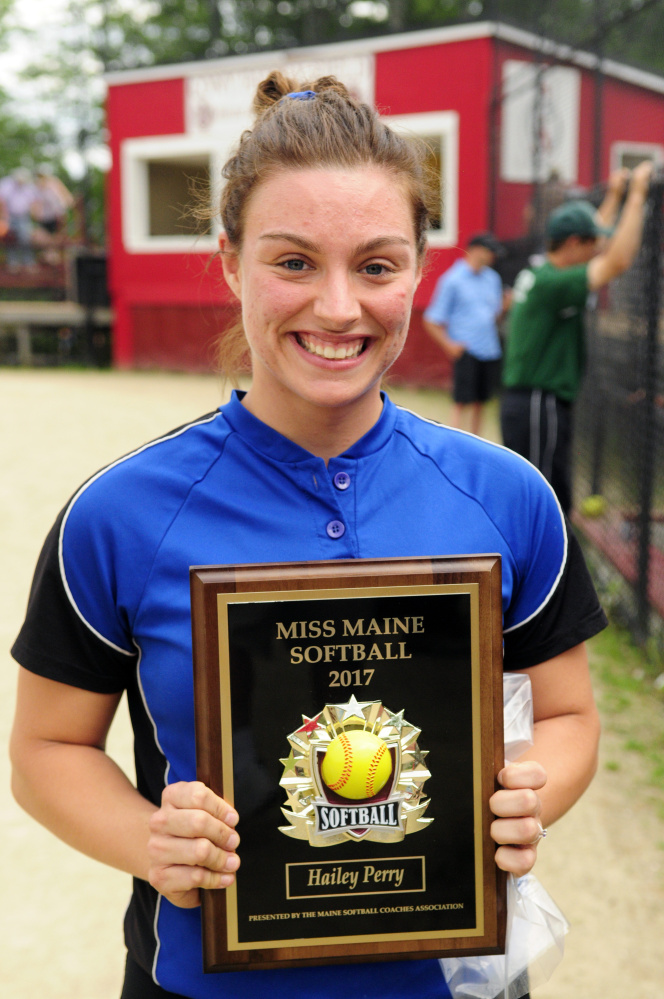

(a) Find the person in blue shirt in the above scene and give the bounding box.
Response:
[10,72,603,999]
[423,233,509,437]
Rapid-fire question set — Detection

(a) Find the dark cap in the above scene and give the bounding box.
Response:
[546,200,612,241]
[467,232,505,257]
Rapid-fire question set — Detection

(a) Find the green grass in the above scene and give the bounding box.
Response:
[589,622,664,818]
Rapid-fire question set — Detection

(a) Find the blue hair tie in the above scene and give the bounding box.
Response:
[285,90,316,100]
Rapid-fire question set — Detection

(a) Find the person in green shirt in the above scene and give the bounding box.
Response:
[501,161,653,514]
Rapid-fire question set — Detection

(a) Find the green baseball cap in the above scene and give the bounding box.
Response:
[546,200,612,241]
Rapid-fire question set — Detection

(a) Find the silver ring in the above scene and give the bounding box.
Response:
[535,822,547,844]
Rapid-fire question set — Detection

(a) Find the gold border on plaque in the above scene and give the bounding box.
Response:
[216,582,485,954]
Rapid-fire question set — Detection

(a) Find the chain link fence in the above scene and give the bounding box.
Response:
[483,4,664,651]
[573,178,664,649]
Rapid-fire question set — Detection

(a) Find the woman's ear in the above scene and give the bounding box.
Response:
[219,232,241,300]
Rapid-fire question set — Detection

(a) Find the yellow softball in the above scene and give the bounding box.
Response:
[321,729,392,800]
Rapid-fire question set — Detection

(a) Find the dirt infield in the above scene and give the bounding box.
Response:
[2,370,663,998]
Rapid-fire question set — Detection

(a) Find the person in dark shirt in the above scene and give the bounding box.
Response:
[501,163,652,513]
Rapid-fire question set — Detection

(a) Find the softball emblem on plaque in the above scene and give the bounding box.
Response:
[279,695,433,845]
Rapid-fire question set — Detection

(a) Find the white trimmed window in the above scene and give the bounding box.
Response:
[121,134,225,253]
[611,141,664,173]
[383,111,459,248]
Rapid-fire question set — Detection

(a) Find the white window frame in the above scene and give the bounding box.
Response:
[382,111,459,249]
[610,140,664,172]
[121,133,228,254]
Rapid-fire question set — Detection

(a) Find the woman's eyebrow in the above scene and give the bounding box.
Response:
[259,232,320,252]
[259,233,411,253]
[354,236,412,253]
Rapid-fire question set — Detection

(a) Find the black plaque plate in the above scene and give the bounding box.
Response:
[190,555,506,971]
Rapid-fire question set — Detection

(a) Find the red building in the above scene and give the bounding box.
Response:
[105,20,664,381]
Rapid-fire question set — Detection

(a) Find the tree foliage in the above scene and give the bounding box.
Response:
[0,0,62,178]
[23,1,657,75]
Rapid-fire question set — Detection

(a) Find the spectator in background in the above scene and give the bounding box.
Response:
[32,165,75,265]
[500,163,651,515]
[423,232,511,436]
[33,164,74,237]
[0,167,39,272]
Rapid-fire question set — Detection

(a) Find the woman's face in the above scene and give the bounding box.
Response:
[221,165,422,432]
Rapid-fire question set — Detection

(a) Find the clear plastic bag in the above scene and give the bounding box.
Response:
[439,673,569,999]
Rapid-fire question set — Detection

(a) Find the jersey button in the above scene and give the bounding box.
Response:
[333,471,351,491]
[326,520,346,539]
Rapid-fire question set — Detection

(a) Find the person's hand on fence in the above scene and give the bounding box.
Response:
[606,167,631,200]
[628,160,654,197]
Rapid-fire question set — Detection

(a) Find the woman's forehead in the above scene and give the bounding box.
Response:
[243,165,415,237]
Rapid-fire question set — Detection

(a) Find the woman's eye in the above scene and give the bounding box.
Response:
[364,263,388,276]
[282,259,307,272]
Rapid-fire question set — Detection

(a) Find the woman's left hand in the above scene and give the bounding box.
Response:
[489,761,547,877]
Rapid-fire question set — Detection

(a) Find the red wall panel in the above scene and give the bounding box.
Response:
[131,303,237,372]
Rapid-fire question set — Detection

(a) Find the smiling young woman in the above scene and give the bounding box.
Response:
[10,72,603,999]
[220,164,422,458]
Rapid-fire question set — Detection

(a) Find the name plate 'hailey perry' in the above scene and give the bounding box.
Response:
[190,556,506,972]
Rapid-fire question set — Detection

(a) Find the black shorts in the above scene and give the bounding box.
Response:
[453,353,501,404]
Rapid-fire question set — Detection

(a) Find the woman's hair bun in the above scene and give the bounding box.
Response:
[309,76,350,99]
[252,71,351,117]
[252,71,298,115]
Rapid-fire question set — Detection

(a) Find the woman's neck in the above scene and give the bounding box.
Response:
[240,387,383,464]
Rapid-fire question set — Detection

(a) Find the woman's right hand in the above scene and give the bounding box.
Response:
[147,781,240,909]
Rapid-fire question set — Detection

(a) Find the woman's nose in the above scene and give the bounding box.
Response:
[312,272,362,330]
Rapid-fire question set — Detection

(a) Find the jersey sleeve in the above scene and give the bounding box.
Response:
[503,520,607,670]
[542,263,589,311]
[11,501,138,694]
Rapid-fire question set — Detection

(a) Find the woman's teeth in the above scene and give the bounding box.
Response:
[298,335,365,359]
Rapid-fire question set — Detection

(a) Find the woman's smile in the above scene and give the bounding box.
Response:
[293,330,368,362]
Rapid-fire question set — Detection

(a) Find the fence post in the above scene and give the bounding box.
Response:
[635,176,664,643]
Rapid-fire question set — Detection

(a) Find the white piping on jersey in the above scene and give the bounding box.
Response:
[132,638,170,986]
[152,895,164,987]
[57,411,222,654]
[395,404,568,634]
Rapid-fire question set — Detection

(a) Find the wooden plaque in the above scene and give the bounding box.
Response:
[190,555,506,973]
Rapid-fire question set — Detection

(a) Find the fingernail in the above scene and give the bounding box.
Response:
[227,832,240,851]
[225,854,240,873]
[219,873,234,888]
[225,809,239,827]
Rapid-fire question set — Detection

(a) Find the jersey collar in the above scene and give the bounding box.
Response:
[220,390,397,464]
